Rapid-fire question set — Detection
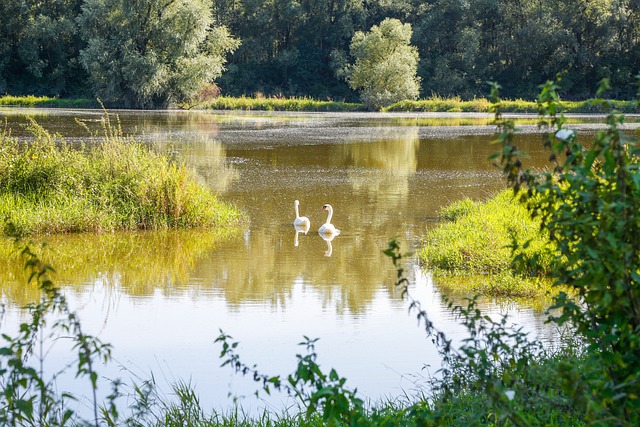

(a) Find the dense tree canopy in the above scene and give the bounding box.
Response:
[0,0,639,103]
[78,0,239,108]
[0,0,85,96]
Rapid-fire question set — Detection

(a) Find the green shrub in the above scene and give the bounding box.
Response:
[492,78,640,424]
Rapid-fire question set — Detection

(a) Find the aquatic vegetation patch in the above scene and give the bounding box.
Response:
[0,116,247,236]
[420,190,557,298]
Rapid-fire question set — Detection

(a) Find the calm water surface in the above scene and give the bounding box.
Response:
[1,108,638,414]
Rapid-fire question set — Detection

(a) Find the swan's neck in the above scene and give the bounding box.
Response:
[295,203,300,218]
[325,207,333,224]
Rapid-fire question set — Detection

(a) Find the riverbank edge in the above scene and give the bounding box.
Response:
[2,94,638,113]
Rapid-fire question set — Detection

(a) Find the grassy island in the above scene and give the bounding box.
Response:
[0,116,246,237]
[420,190,557,300]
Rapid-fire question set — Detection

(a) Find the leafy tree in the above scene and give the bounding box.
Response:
[344,18,420,109]
[0,0,85,96]
[77,0,240,108]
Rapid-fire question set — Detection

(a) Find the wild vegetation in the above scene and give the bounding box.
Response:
[0,114,246,236]
[333,17,421,109]
[0,96,98,108]
[198,95,364,111]
[420,190,556,300]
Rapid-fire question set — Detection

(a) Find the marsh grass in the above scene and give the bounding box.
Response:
[3,94,637,113]
[0,95,99,108]
[199,95,365,112]
[420,190,556,298]
[0,115,247,236]
[384,96,639,113]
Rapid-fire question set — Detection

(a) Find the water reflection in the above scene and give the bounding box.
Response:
[293,223,310,247]
[173,134,239,194]
[318,232,337,257]
[0,229,240,306]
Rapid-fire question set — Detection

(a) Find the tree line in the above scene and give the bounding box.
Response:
[2,0,639,108]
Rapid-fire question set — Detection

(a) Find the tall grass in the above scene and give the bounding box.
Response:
[384,96,639,113]
[0,115,247,236]
[420,190,557,298]
[3,93,637,113]
[199,95,365,112]
[0,95,99,108]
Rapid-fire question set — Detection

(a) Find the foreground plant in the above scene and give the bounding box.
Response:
[215,332,363,426]
[0,246,112,426]
[491,77,640,423]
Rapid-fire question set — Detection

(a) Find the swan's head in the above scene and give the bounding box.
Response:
[321,204,332,211]
[295,200,300,207]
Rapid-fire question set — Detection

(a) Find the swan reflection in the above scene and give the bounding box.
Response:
[294,223,310,247]
[318,232,337,257]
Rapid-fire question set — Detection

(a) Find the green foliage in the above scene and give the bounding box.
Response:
[0,246,112,426]
[492,77,640,424]
[385,97,639,113]
[0,115,247,236]
[0,0,85,97]
[343,18,421,110]
[420,190,556,298]
[200,96,365,112]
[213,0,365,100]
[77,0,240,108]
[2,0,640,101]
[216,332,364,426]
[0,95,99,108]
[385,240,586,426]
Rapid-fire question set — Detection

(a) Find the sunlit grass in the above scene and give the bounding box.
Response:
[0,95,98,108]
[3,94,637,113]
[420,190,557,299]
[200,95,365,112]
[0,115,247,237]
[385,96,639,113]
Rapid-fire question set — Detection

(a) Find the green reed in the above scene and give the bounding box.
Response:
[420,190,557,299]
[0,115,247,236]
[385,96,638,113]
[200,96,365,112]
[0,95,99,108]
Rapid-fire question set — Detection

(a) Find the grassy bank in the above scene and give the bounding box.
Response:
[3,94,638,113]
[196,95,365,111]
[385,96,639,113]
[0,95,99,108]
[420,190,556,298]
[0,116,247,236]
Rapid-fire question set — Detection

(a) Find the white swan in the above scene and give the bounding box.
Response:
[318,204,340,235]
[293,200,310,228]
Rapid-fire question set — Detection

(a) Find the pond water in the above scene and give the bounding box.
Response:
[1,108,639,416]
